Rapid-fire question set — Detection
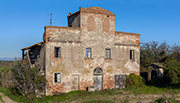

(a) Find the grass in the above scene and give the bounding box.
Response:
[123,85,180,95]
[81,100,114,103]
[0,87,28,103]
[0,95,4,103]
[151,97,180,103]
[0,86,180,103]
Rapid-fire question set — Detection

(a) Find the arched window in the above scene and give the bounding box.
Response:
[94,67,103,74]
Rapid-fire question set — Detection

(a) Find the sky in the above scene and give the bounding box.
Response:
[0,0,180,59]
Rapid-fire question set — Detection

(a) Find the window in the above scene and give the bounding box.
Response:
[105,49,111,58]
[86,48,91,58]
[54,47,61,58]
[54,73,61,83]
[130,50,134,59]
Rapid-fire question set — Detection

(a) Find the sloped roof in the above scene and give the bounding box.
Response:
[67,7,115,17]
[152,63,164,68]
[81,7,115,16]
[21,41,44,50]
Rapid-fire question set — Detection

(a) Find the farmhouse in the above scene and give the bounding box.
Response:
[21,7,140,95]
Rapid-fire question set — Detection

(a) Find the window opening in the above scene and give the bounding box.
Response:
[86,48,91,58]
[105,49,111,59]
[130,50,134,59]
[54,47,61,58]
[54,73,61,83]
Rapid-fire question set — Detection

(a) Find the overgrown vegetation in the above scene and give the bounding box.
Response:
[12,61,46,100]
[0,61,14,88]
[0,41,180,102]
[0,60,46,101]
[125,73,145,88]
[141,41,180,86]
[0,95,4,103]
[82,100,114,103]
[1,86,180,103]
[163,60,180,85]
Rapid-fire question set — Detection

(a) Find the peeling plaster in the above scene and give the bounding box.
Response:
[26,7,142,95]
[124,60,139,72]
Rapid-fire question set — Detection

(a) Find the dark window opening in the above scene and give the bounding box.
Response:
[94,67,103,73]
[54,73,61,83]
[105,49,111,59]
[130,50,134,59]
[86,48,91,58]
[54,47,61,58]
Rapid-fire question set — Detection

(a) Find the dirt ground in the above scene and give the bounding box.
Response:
[0,92,180,103]
[68,93,180,103]
[0,92,17,103]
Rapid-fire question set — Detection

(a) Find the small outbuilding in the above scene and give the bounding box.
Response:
[147,63,164,81]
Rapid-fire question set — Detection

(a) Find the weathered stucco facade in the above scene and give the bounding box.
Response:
[22,7,140,95]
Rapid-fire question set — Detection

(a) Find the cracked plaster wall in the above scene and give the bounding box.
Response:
[44,10,140,95]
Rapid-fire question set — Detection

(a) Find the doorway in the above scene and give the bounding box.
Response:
[93,67,103,90]
[71,75,79,91]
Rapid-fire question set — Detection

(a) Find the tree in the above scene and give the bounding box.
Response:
[11,61,46,99]
[140,41,170,68]
[171,44,180,61]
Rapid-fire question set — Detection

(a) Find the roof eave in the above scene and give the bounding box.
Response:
[21,41,44,50]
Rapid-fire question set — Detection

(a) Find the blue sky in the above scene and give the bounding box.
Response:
[0,0,180,58]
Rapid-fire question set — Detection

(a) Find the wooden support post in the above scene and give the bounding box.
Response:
[22,50,24,59]
[26,49,32,69]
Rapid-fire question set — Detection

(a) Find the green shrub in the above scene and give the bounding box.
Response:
[0,95,4,103]
[163,60,180,85]
[11,61,46,100]
[140,66,147,72]
[0,63,14,88]
[125,73,145,88]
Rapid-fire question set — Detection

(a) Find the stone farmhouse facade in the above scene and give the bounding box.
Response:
[21,7,140,95]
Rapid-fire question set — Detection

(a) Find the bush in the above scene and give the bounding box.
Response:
[163,60,180,85]
[125,73,145,88]
[0,95,4,102]
[11,61,46,100]
[0,62,14,88]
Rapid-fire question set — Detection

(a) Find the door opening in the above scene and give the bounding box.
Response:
[93,67,103,90]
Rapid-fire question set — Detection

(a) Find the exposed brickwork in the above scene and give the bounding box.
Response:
[81,7,115,16]
[22,7,140,96]
[103,18,109,32]
[115,31,140,46]
[87,16,95,31]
